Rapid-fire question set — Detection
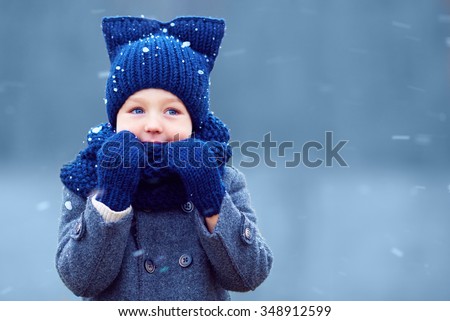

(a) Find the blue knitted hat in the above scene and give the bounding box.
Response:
[102,16,225,131]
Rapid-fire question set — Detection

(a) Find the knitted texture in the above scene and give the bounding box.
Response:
[168,139,226,217]
[61,16,232,212]
[96,131,143,211]
[102,16,225,131]
[194,112,232,158]
[60,123,231,212]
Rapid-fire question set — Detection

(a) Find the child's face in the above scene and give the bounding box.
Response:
[116,88,193,142]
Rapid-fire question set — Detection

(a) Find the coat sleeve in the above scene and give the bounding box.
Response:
[194,166,273,292]
[55,187,133,298]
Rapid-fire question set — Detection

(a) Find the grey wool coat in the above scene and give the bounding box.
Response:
[56,166,273,300]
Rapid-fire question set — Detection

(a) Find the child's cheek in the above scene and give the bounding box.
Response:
[177,131,192,141]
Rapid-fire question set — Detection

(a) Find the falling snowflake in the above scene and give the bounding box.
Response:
[391,135,410,141]
[0,286,12,296]
[36,201,50,212]
[198,70,204,75]
[92,125,102,134]
[181,41,191,48]
[159,266,170,273]
[391,247,404,258]
[64,201,73,211]
[142,47,149,53]
[132,249,145,257]
[391,21,411,29]
[445,37,450,47]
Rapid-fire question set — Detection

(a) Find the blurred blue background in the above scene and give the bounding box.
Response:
[1,0,450,300]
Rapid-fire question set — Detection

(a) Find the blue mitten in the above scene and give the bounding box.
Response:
[96,131,144,211]
[168,139,225,217]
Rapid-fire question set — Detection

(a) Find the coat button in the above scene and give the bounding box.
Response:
[71,218,84,240]
[74,221,82,235]
[181,201,194,213]
[244,227,252,240]
[240,223,254,245]
[144,259,156,274]
[178,254,193,268]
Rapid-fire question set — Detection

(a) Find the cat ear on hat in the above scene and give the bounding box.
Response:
[102,16,225,72]
[102,16,161,62]
[169,17,225,72]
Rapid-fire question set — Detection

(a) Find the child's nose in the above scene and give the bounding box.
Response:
[143,115,163,133]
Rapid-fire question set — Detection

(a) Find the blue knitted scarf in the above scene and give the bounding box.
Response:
[60,122,231,211]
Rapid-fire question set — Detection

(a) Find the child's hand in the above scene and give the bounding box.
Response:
[96,131,144,211]
[167,138,225,217]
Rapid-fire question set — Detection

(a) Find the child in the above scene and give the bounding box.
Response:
[56,16,273,300]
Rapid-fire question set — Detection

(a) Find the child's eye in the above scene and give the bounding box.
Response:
[165,108,179,116]
[130,107,144,114]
